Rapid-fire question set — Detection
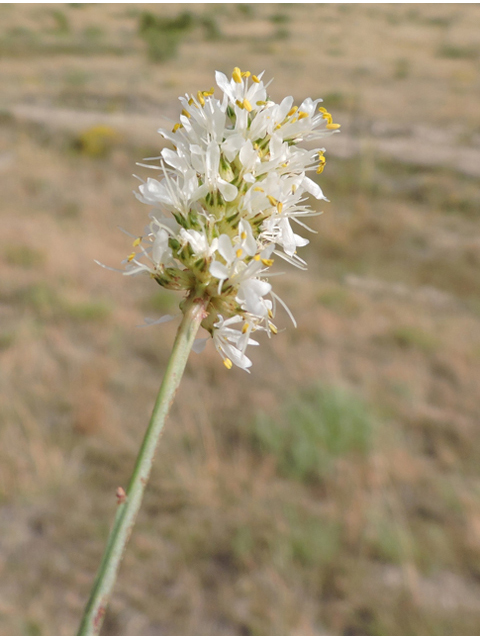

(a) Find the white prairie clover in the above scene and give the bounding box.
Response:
[124,67,340,371]
[80,69,340,635]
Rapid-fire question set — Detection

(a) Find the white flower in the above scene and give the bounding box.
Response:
[212,315,259,371]
[136,167,207,218]
[107,66,339,370]
[179,228,218,259]
[209,220,260,291]
[236,278,272,319]
[201,141,238,202]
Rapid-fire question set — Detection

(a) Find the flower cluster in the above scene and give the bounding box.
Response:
[118,68,339,370]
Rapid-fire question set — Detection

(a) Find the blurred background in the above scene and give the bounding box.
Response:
[1,3,480,635]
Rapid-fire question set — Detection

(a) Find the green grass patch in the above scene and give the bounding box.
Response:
[21,283,59,318]
[273,27,290,40]
[284,507,341,568]
[10,282,111,323]
[237,4,255,18]
[63,68,91,87]
[199,14,222,40]
[82,25,105,41]
[138,10,195,62]
[47,8,70,34]
[63,300,111,322]
[390,326,439,353]
[269,12,289,24]
[230,504,341,577]
[250,384,374,483]
[0,24,129,58]
[141,289,178,313]
[321,156,480,223]
[322,90,350,110]
[393,58,410,79]
[366,512,412,564]
[0,331,15,351]
[5,245,46,269]
[317,286,360,315]
[438,44,479,60]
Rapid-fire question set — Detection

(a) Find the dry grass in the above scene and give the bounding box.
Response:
[1,3,480,635]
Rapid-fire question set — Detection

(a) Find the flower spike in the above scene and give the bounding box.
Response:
[110,67,339,370]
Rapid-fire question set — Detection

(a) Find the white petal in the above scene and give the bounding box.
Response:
[218,234,236,264]
[238,220,257,256]
[222,134,245,162]
[218,179,238,202]
[239,140,257,170]
[244,278,272,297]
[210,261,229,280]
[293,233,309,248]
[215,70,235,101]
[206,141,220,178]
[223,343,252,371]
[301,176,327,201]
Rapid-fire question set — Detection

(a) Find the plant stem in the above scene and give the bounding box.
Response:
[77,290,208,636]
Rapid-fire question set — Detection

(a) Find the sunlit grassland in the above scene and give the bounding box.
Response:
[1,2,480,635]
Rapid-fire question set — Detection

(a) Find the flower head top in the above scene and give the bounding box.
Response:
[118,67,339,370]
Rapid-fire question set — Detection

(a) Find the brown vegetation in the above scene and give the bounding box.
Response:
[1,3,480,635]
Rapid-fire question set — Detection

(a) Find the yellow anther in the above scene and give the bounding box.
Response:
[242,70,251,78]
[281,162,288,168]
[232,67,242,83]
[262,258,274,267]
[318,107,328,113]
[267,195,278,207]
[127,252,136,262]
[254,254,261,261]
[268,308,274,319]
[268,322,278,335]
[241,231,247,240]
[188,97,194,106]
[243,98,253,112]
[326,123,341,130]
[317,153,326,174]
[292,184,297,194]
[254,186,264,192]
[252,75,260,83]
[172,122,183,133]
[133,237,142,247]
[203,87,215,96]
[236,248,243,258]
[298,111,309,120]
[291,117,298,124]
[277,202,283,214]
[197,91,205,106]
[242,322,250,334]
[322,112,333,125]
[236,99,245,110]
[181,109,191,119]
[287,106,298,117]
[223,358,233,369]
[256,100,266,106]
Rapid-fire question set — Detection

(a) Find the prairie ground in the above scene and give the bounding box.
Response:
[1,3,480,635]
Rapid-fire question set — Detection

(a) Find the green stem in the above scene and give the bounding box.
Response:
[77,290,208,636]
